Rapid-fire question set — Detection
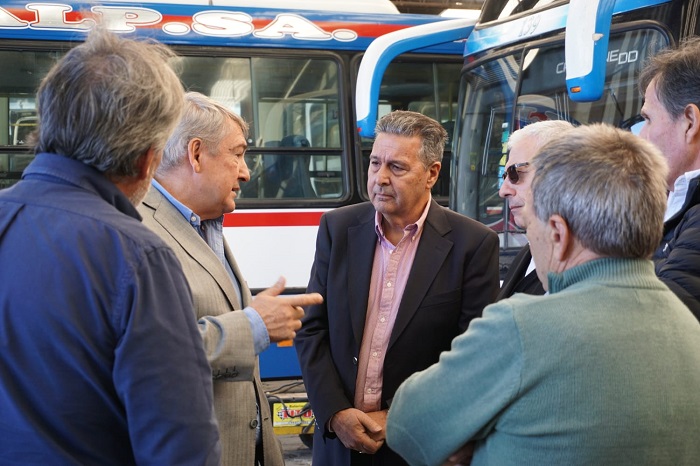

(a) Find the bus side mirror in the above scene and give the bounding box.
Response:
[565,0,615,102]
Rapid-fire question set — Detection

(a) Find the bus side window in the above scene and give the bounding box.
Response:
[309,154,342,198]
[356,58,461,203]
[262,135,315,199]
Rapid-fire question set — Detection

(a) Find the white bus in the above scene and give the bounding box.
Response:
[0,0,468,413]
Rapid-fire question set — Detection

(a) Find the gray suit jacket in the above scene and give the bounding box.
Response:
[138,186,284,466]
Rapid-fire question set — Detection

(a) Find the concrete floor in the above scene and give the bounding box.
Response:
[280,434,312,465]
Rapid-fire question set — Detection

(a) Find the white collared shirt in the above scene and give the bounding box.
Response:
[665,169,700,222]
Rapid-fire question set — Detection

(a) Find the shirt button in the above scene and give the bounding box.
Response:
[380,317,386,323]
[250,419,259,429]
[386,282,392,288]
[367,388,373,394]
[190,215,197,222]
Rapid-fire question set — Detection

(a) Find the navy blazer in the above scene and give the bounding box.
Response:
[295,200,499,466]
[497,244,545,300]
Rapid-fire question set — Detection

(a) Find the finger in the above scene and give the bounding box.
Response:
[276,292,323,307]
[359,415,382,435]
[256,276,286,297]
[292,307,305,321]
[363,438,384,454]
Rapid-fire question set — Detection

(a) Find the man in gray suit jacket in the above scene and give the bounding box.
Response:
[138,92,322,466]
[295,110,500,466]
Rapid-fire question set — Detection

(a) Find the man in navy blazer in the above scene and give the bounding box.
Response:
[295,110,499,465]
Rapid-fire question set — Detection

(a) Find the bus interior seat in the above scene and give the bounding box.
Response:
[442,120,455,145]
[262,135,316,198]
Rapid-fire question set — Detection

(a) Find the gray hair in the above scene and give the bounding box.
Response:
[639,36,700,118]
[35,28,184,178]
[507,120,576,151]
[159,91,249,172]
[374,110,447,167]
[531,123,668,259]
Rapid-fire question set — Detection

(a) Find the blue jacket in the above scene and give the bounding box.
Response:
[0,153,220,465]
[387,258,700,466]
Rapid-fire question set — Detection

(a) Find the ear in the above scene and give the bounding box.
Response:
[187,138,204,173]
[426,161,441,189]
[135,147,160,181]
[683,103,700,144]
[547,214,571,262]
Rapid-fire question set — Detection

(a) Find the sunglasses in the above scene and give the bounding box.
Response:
[501,162,530,184]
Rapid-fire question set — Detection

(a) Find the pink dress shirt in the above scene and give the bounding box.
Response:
[353,199,431,412]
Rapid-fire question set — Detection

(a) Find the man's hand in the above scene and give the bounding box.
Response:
[251,277,323,342]
[441,441,474,466]
[330,408,385,454]
[364,410,388,442]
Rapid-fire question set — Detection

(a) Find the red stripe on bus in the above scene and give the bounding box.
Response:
[223,211,324,227]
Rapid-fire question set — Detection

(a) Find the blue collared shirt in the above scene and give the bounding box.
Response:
[151,179,269,355]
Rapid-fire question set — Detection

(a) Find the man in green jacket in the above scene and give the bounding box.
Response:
[386,124,700,466]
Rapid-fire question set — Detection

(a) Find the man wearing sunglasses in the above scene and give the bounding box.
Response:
[497,120,574,299]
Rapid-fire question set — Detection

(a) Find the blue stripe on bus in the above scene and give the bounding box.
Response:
[465,0,671,57]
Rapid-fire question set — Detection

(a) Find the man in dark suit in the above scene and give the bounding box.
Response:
[295,110,500,465]
[497,120,575,300]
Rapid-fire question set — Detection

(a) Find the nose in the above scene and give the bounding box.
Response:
[239,156,251,182]
[498,177,514,198]
[374,164,391,185]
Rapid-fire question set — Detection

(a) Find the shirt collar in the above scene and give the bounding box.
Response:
[152,178,201,228]
[24,152,140,220]
[374,196,431,242]
[665,169,700,222]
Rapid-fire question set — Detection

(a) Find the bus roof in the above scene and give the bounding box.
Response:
[466,0,671,57]
[0,1,462,53]
[107,0,401,14]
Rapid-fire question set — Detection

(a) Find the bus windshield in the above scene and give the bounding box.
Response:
[452,26,669,251]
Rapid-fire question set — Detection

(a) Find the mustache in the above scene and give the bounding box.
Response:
[372,189,395,196]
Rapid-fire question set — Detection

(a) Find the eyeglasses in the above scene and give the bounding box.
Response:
[501,162,530,184]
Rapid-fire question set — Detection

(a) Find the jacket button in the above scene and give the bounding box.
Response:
[353,357,358,365]
[250,419,259,429]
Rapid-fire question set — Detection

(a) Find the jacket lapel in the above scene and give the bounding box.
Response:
[223,239,250,308]
[388,201,452,349]
[347,206,378,347]
[143,187,241,309]
[497,245,532,300]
